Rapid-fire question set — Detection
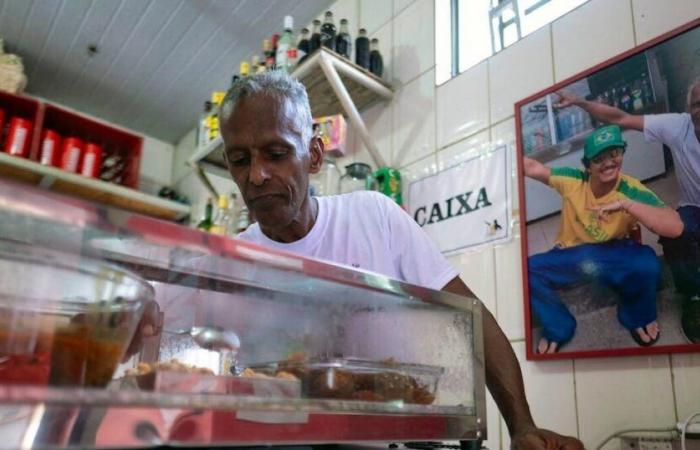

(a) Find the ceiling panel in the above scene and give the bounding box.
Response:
[1,0,334,143]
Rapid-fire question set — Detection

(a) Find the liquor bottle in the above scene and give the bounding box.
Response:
[369,38,383,77]
[197,199,213,231]
[641,73,654,106]
[298,27,310,63]
[355,28,370,69]
[620,86,632,112]
[197,101,213,148]
[335,19,352,58]
[263,39,275,71]
[309,19,322,54]
[276,16,295,72]
[320,11,336,51]
[235,206,250,234]
[631,79,644,111]
[210,195,232,235]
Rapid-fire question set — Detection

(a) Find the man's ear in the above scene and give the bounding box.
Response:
[309,135,324,174]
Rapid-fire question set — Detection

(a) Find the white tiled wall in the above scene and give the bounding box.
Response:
[322,1,700,449]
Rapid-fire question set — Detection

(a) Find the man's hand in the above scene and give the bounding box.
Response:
[511,426,584,450]
[588,200,628,223]
[554,90,581,109]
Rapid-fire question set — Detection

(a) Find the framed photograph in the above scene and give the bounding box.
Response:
[515,18,700,359]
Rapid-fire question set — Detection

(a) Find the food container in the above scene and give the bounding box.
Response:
[60,137,83,173]
[4,116,31,157]
[80,142,102,178]
[247,357,444,404]
[0,241,153,387]
[39,129,61,166]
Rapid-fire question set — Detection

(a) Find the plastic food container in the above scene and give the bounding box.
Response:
[0,241,153,388]
[247,357,444,404]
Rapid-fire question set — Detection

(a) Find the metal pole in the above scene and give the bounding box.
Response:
[317,52,389,168]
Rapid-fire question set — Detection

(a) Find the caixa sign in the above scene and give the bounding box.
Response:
[407,146,511,254]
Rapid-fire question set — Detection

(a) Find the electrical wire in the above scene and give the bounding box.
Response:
[681,412,700,450]
[594,427,678,450]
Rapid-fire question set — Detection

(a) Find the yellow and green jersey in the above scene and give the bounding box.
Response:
[548,167,664,248]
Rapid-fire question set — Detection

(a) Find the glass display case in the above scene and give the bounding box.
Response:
[0,178,485,449]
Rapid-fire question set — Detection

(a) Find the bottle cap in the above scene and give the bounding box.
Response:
[340,18,348,24]
[325,11,333,17]
[284,15,293,29]
[240,61,250,75]
[218,195,229,209]
[359,28,367,35]
[301,27,309,33]
[371,38,379,43]
[313,19,321,25]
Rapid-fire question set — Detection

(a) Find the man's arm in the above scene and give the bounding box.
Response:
[523,157,551,185]
[442,277,583,450]
[591,199,683,238]
[556,91,644,131]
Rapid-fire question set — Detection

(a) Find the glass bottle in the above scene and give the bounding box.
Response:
[320,11,336,51]
[355,28,370,69]
[309,19,322,54]
[196,199,213,231]
[210,195,232,235]
[263,39,275,71]
[369,38,383,77]
[340,162,372,194]
[276,15,295,72]
[335,19,352,59]
[298,27,310,63]
[235,206,250,234]
[197,101,213,148]
[310,158,342,196]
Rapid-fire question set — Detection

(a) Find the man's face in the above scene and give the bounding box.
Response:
[690,85,700,133]
[588,147,623,184]
[220,94,322,228]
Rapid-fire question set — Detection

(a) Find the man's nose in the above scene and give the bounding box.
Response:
[248,157,270,186]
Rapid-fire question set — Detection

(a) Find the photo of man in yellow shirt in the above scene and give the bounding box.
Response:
[523,125,684,353]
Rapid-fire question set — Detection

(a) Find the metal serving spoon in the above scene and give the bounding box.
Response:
[166,326,241,354]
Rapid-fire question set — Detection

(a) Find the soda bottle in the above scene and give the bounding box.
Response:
[197,199,213,232]
[263,39,275,71]
[276,16,295,72]
[355,28,370,69]
[210,195,233,235]
[298,27,310,63]
[320,11,336,51]
[309,19,322,54]
[335,19,352,58]
[369,38,383,77]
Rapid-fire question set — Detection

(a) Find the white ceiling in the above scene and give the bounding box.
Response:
[0,0,333,143]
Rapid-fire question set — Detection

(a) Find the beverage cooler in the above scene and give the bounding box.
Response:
[0,178,486,449]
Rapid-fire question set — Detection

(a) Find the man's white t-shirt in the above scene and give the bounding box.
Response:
[237,191,458,291]
[644,113,700,208]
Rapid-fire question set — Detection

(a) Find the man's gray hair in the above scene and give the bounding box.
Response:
[220,70,313,146]
[687,76,700,108]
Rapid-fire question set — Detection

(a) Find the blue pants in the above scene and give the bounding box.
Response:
[528,240,660,344]
[660,205,700,296]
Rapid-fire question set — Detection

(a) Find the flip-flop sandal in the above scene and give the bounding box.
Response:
[536,338,560,354]
[630,324,660,347]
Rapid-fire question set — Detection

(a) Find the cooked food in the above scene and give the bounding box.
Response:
[124,359,214,376]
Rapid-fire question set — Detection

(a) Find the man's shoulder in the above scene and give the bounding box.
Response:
[646,112,692,131]
[617,174,664,206]
[322,191,390,211]
[236,223,260,242]
[550,166,586,180]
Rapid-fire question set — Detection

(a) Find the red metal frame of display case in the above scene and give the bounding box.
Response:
[514,17,700,361]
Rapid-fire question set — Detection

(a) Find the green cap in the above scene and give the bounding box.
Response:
[584,125,626,160]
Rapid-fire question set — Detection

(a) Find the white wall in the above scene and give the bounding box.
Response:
[316,1,700,449]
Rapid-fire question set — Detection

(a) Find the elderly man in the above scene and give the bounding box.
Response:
[557,78,700,343]
[524,125,683,353]
[218,70,583,450]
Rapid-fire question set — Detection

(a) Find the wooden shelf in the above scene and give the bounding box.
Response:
[0,152,190,221]
[189,48,394,180]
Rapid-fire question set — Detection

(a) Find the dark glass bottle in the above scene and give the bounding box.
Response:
[298,27,310,63]
[320,11,336,51]
[369,38,383,77]
[355,28,370,69]
[197,199,213,232]
[309,19,322,54]
[335,18,352,58]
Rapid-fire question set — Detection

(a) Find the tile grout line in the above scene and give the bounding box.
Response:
[669,354,679,424]
[572,359,582,441]
[629,0,638,46]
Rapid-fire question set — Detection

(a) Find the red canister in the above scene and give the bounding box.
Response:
[39,129,62,166]
[4,117,32,157]
[80,142,102,178]
[60,137,84,173]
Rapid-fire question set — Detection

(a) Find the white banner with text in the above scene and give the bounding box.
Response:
[407,145,511,254]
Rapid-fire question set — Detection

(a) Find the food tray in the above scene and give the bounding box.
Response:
[124,370,301,399]
[246,357,444,404]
